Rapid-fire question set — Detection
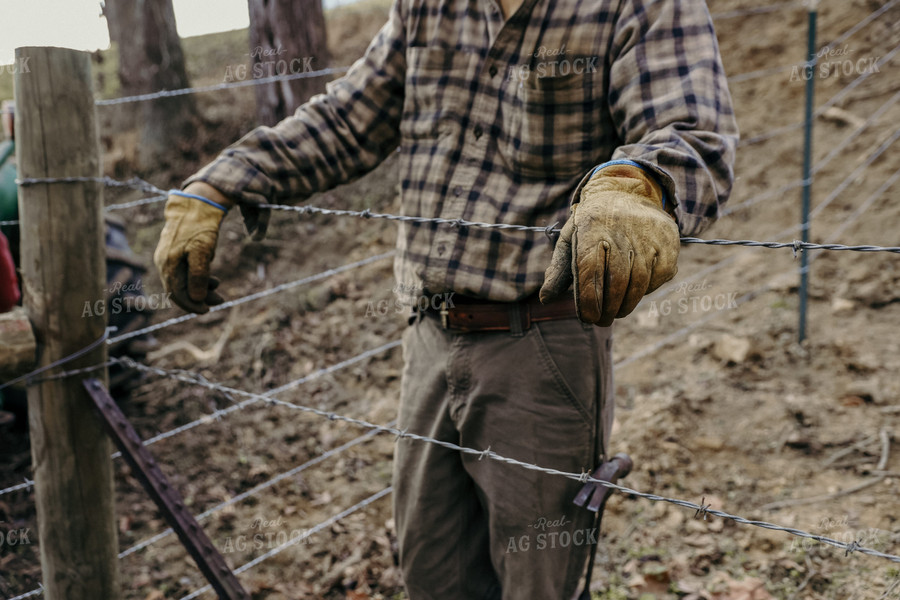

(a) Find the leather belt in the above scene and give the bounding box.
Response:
[421,293,577,333]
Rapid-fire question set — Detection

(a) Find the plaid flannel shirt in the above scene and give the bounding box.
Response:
[187,0,739,304]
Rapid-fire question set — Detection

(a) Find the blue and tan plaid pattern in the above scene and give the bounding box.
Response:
[188,0,738,304]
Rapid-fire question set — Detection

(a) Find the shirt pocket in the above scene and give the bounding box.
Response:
[402,46,474,141]
[498,68,601,180]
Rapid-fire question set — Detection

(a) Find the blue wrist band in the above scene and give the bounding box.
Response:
[590,159,668,210]
[169,189,229,212]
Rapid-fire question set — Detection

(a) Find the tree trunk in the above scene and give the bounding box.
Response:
[248,0,331,126]
[102,0,197,172]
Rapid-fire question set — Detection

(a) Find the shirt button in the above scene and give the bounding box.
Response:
[489,65,498,78]
[437,244,447,256]
[473,124,483,139]
[454,186,463,196]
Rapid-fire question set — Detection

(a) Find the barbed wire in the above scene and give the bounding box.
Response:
[7,583,44,600]
[16,175,164,194]
[627,160,899,375]
[9,486,393,600]
[117,356,900,565]
[659,108,900,300]
[0,176,168,227]
[108,251,394,345]
[0,326,113,393]
[11,169,900,259]
[112,339,401,459]
[95,66,351,107]
[120,422,392,558]
[0,340,400,498]
[683,238,900,254]
[624,161,899,368]
[177,486,393,600]
[0,477,35,498]
[106,194,167,211]
[258,202,900,254]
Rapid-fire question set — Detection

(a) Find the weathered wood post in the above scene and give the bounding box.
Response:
[14,46,120,599]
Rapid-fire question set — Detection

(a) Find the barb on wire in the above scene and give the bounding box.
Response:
[119,356,900,564]
[96,66,352,107]
[694,497,711,520]
[0,478,35,498]
[177,487,392,600]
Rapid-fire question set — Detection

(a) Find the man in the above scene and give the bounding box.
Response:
[154,0,738,597]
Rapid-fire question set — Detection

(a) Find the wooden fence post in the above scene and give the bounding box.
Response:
[14,46,120,599]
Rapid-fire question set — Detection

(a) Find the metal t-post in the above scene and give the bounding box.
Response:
[799,2,818,344]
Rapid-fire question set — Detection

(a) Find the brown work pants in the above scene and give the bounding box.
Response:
[393,311,614,600]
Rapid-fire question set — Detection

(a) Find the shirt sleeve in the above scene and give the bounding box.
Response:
[185,0,408,206]
[603,0,739,236]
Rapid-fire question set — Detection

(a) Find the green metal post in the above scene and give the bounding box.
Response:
[799,3,817,344]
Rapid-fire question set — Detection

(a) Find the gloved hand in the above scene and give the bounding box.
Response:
[539,163,680,327]
[154,182,234,313]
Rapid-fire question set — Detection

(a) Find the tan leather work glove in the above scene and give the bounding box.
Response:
[539,163,680,327]
[154,182,235,314]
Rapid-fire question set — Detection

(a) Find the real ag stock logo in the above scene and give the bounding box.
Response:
[645,279,738,318]
[790,45,881,81]
[221,516,313,554]
[505,514,596,553]
[507,45,598,82]
[223,44,316,82]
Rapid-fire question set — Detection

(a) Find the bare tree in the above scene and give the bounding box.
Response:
[248,0,331,126]
[102,0,196,171]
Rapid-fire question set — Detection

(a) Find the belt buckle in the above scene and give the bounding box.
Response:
[440,299,450,329]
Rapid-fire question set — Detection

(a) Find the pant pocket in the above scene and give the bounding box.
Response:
[528,319,597,426]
